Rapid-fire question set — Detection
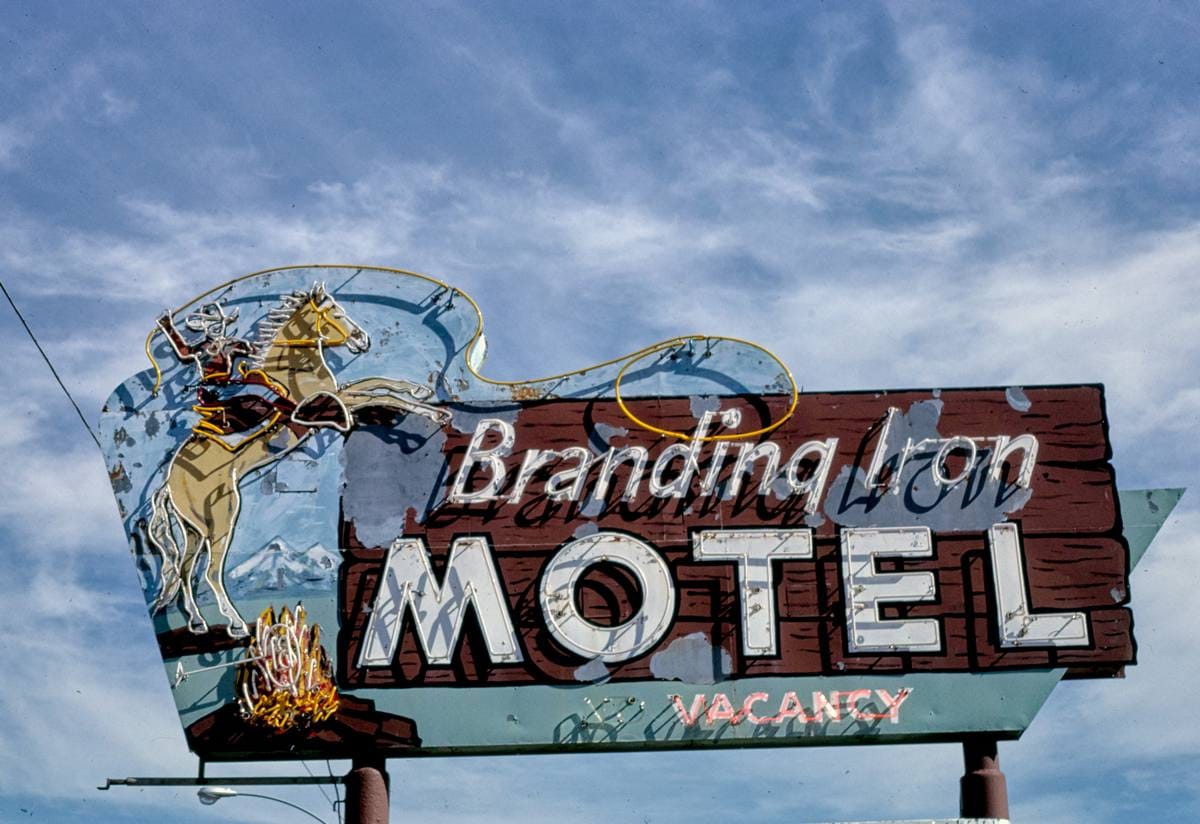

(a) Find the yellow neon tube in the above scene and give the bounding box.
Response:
[149,264,799,441]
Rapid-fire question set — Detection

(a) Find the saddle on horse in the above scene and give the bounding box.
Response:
[194,376,352,451]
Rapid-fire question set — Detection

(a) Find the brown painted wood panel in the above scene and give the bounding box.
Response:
[338,534,1132,684]
[434,392,1117,539]
[338,386,1130,685]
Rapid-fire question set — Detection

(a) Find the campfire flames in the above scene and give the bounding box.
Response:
[236,604,339,733]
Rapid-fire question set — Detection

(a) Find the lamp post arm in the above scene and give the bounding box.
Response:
[231,792,329,823]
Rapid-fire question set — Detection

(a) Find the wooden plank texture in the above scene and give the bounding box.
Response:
[338,386,1130,685]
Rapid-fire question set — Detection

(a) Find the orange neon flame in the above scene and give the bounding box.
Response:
[236,604,339,734]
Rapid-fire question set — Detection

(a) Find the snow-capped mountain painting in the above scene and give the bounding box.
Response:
[226,536,341,596]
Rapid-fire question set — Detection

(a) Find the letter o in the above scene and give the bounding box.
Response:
[932,435,978,486]
[539,532,676,663]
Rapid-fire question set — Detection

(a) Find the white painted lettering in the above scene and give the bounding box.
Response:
[784,437,839,513]
[841,526,941,653]
[507,448,560,503]
[932,435,978,487]
[728,441,781,498]
[540,532,676,663]
[649,411,715,498]
[989,522,1088,647]
[448,418,515,503]
[989,434,1038,488]
[693,528,814,656]
[358,535,522,667]
[545,446,593,501]
[593,446,649,502]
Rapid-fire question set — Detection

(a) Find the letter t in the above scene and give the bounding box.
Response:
[693,528,814,656]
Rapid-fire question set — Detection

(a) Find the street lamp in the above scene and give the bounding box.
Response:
[197,786,328,822]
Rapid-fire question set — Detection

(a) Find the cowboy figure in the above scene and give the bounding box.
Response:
[158,301,256,381]
[159,301,289,446]
[158,299,352,448]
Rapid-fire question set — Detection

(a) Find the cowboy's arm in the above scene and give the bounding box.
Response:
[157,313,196,360]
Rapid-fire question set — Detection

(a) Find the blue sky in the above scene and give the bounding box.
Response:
[2,2,1198,822]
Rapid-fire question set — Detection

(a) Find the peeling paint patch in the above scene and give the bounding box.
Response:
[342,414,448,544]
[268,427,292,452]
[718,477,735,501]
[449,406,519,436]
[572,522,599,539]
[824,400,1033,531]
[574,658,610,683]
[767,371,791,393]
[108,463,132,494]
[1005,387,1032,412]
[649,632,732,684]
[689,395,721,419]
[592,422,628,446]
[579,490,605,518]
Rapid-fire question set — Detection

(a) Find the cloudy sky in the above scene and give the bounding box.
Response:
[2,2,1198,822]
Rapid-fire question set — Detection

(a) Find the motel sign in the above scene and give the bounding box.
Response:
[100,265,1175,767]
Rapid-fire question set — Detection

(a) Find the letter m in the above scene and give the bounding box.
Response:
[357,536,523,667]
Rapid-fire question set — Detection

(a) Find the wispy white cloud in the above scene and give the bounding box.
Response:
[0,443,119,549]
[0,57,139,170]
[1,4,1198,822]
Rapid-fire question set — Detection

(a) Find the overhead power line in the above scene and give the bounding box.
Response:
[0,279,104,451]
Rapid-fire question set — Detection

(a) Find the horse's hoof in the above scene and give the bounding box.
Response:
[226,623,249,640]
[187,619,210,634]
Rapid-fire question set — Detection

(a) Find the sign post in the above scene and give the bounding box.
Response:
[960,736,1008,819]
[345,757,389,824]
[98,265,1180,820]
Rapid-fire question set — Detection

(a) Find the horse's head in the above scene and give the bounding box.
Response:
[248,285,371,388]
[303,283,370,353]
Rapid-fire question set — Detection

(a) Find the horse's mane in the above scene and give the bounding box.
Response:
[243,284,325,368]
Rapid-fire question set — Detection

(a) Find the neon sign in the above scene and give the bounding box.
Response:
[98,265,1174,761]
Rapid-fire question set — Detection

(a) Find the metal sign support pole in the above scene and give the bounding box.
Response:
[959,736,1009,819]
[345,756,389,824]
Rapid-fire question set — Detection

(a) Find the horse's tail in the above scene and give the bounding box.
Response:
[146,484,183,611]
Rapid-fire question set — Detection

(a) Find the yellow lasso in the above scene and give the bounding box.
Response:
[613,334,798,442]
[146,264,799,441]
[145,327,165,396]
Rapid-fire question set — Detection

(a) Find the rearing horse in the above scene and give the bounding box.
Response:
[147,283,447,637]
